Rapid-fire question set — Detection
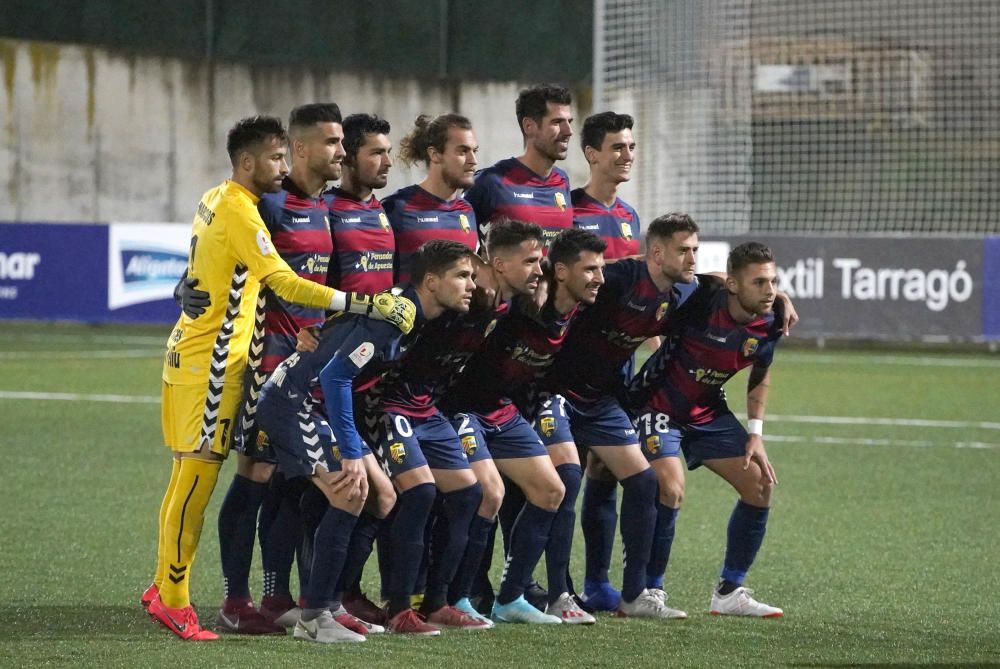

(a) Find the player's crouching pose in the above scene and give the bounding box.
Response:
[628,241,785,618]
[441,227,607,625]
[254,241,476,644]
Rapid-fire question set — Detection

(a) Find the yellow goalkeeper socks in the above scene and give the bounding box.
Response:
[152,458,182,589]
[158,457,221,609]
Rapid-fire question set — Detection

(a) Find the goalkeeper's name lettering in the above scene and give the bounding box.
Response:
[196,201,215,226]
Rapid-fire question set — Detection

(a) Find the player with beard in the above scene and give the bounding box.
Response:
[145,115,414,641]
[380,219,546,627]
[441,228,607,625]
[465,85,574,250]
[386,113,480,282]
[463,84,575,610]
[627,242,785,619]
[541,214,707,619]
[324,113,396,294]
[210,103,346,636]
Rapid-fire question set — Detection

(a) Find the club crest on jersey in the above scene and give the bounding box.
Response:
[645,435,661,454]
[742,337,759,357]
[619,221,633,240]
[539,416,556,437]
[461,434,478,457]
[330,445,342,462]
[389,442,406,463]
[554,191,567,211]
[459,214,471,233]
[483,318,498,339]
[655,301,669,321]
[255,431,270,450]
[378,212,390,230]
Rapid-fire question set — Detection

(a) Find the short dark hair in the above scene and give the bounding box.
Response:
[398,113,473,167]
[727,241,775,275]
[548,228,607,268]
[288,103,342,135]
[485,218,545,257]
[515,84,572,135]
[646,213,699,246]
[343,113,391,162]
[580,111,634,152]
[410,240,476,285]
[226,115,287,165]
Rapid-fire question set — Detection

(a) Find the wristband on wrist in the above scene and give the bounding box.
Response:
[747,418,764,436]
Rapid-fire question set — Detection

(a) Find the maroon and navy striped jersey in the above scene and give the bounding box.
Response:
[323,186,395,294]
[631,286,781,426]
[382,184,478,284]
[442,296,579,425]
[465,157,573,250]
[546,262,710,404]
[256,176,333,374]
[371,296,510,418]
[571,188,641,259]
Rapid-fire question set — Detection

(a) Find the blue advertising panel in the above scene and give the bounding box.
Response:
[0,222,189,324]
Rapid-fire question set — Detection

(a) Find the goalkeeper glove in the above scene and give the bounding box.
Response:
[346,290,417,334]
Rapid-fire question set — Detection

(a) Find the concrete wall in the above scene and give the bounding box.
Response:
[0,39,592,224]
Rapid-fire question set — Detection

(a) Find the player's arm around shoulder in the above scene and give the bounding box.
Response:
[224,200,335,309]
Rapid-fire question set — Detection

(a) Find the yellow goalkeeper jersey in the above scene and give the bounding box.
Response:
[163,179,335,386]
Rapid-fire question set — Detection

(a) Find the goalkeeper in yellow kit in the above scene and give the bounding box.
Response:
[142,115,415,641]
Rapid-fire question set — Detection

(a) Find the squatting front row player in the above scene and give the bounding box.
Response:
[254,240,479,644]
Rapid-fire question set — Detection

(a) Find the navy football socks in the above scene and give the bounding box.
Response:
[721,500,770,587]
[336,511,381,595]
[449,514,496,604]
[619,468,657,602]
[423,483,482,612]
[546,464,582,603]
[581,475,618,586]
[259,472,304,600]
[302,505,358,611]
[496,502,557,605]
[218,474,268,600]
[385,483,437,616]
[646,503,679,589]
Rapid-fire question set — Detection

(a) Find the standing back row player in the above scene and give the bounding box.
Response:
[387,113,480,282]
[146,115,415,641]
[465,85,574,251]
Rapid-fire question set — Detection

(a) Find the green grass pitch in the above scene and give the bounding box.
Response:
[1,322,998,668]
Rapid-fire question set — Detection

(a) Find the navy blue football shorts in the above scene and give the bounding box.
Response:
[457,412,547,460]
[374,411,471,477]
[450,412,493,463]
[636,409,747,470]
[534,394,639,448]
[257,399,348,479]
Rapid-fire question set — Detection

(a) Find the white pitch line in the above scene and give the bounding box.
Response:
[1,390,997,432]
[0,350,161,360]
[0,391,159,404]
[779,352,1000,369]
[764,413,1000,431]
[767,435,999,450]
[4,333,166,345]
